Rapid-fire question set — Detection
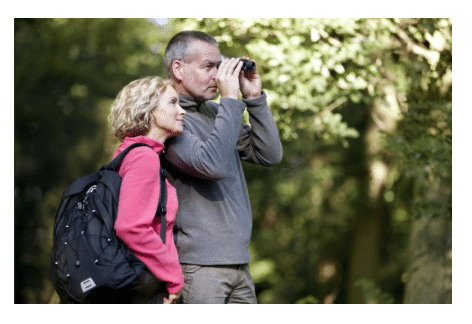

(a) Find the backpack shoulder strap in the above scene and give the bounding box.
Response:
[157,168,168,243]
[106,142,151,172]
[106,142,168,243]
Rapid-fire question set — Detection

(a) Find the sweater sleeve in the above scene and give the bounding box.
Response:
[114,147,184,294]
[237,91,283,165]
[165,97,246,180]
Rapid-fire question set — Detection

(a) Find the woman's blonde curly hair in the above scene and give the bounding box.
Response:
[108,76,174,141]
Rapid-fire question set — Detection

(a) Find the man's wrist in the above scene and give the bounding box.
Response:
[242,91,262,100]
[242,90,266,105]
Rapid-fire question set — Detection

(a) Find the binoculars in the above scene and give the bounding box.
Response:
[217,57,256,71]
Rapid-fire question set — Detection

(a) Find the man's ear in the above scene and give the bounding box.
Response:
[172,61,184,82]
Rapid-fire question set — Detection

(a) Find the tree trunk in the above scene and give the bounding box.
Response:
[347,84,401,303]
[403,178,452,303]
[346,204,384,303]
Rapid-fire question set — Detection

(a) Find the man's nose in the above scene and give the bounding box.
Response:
[211,66,219,77]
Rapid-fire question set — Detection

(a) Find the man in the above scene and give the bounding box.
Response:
[163,30,283,304]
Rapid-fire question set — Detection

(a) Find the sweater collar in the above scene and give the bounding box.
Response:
[178,93,207,113]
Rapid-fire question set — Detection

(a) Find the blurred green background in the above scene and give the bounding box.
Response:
[14,18,451,304]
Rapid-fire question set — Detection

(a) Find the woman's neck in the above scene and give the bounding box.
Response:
[145,127,169,144]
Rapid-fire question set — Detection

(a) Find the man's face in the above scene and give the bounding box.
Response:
[179,40,221,101]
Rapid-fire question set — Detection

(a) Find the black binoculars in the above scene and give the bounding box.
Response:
[217,58,256,71]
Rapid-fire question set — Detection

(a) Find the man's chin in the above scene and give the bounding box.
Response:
[203,90,218,101]
[191,89,218,102]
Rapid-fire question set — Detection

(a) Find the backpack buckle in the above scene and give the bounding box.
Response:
[86,185,97,195]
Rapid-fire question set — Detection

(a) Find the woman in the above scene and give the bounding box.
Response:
[108,76,186,303]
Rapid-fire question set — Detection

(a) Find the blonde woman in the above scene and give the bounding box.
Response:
[108,76,186,303]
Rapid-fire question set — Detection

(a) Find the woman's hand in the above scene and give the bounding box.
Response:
[163,293,181,304]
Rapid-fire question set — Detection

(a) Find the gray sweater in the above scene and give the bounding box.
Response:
[164,92,283,265]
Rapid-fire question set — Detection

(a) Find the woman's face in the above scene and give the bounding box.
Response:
[151,87,186,138]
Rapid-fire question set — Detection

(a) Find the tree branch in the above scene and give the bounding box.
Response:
[313,97,348,120]
[390,24,440,67]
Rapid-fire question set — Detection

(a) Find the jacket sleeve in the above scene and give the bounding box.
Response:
[114,147,184,294]
[237,92,283,165]
[164,97,246,180]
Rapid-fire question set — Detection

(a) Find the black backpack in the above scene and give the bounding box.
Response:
[51,143,167,303]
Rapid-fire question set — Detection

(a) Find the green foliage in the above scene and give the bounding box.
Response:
[14,18,452,304]
[175,18,452,303]
[14,18,172,303]
[295,295,320,304]
[174,18,366,142]
[384,101,452,219]
[382,18,452,222]
[354,278,395,304]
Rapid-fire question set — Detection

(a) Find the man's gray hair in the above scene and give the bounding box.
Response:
[164,30,218,77]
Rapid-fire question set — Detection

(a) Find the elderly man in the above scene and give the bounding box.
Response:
[163,30,283,304]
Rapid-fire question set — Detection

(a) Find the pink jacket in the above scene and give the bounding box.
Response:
[112,136,184,295]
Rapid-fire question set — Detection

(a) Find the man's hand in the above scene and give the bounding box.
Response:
[163,293,181,304]
[216,58,243,100]
[239,56,262,99]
